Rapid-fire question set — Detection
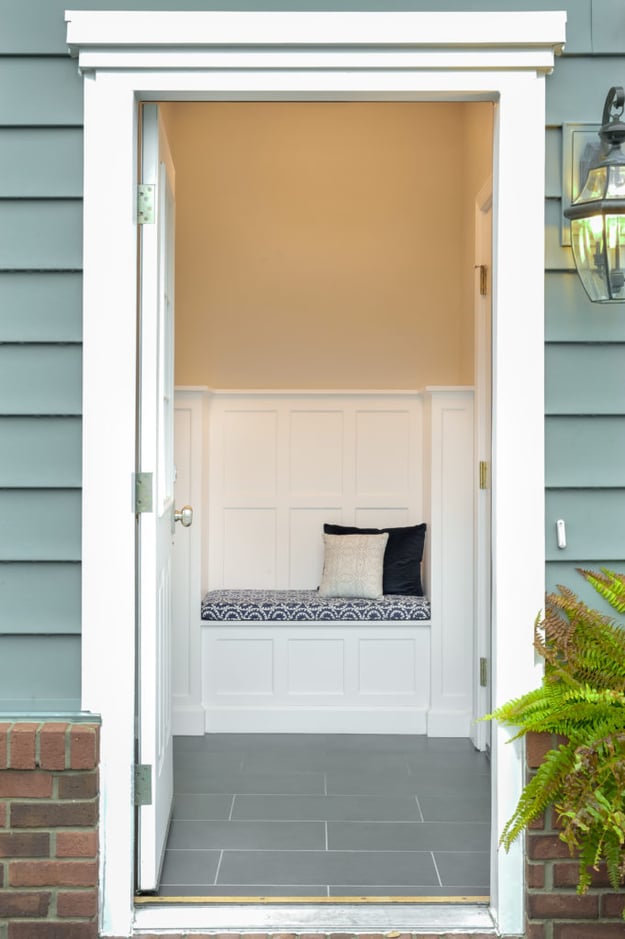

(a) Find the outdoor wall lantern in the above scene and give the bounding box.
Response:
[564,86,625,302]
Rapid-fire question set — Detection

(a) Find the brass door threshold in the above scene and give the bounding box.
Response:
[136,895,490,905]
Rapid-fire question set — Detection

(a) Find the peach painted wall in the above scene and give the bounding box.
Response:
[162,102,492,389]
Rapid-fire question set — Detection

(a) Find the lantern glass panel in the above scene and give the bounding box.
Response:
[606,164,625,197]
[570,216,609,301]
[605,214,625,298]
[577,166,608,203]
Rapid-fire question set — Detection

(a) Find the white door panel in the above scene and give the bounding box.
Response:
[137,103,176,892]
[472,182,493,752]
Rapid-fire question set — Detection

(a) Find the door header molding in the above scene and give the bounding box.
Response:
[66,9,566,73]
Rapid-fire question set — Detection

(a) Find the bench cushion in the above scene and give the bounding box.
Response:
[201,589,431,622]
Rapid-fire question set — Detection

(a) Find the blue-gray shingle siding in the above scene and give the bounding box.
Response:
[0,0,622,707]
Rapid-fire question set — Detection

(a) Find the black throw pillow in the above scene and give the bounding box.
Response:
[323,522,426,596]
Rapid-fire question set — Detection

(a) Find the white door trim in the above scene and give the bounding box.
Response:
[68,10,565,937]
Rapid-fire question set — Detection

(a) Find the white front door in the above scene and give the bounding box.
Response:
[472,182,493,752]
[137,102,178,892]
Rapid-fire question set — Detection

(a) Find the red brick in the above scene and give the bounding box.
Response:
[56,830,98,858]
[528,892,598,918]
[525,921,545,939]
[0,771,52,799]
[526,860,545,888]
[11,801,97,828]
[526,731,568,769]
[602,892,625,917]
[528,811,546,830]
[39,723,69,771]
[553,861,612,888]
[0,723,10,768]
[554,926,625,939]
[0,831,49,857]
[10,859,97,887]
[57,771,98,800]
[0,891,50,917]
[8,924,98,939]
[526,732,554,769]
[0,801,6,827]
[528,833,572,860]
[57,888,98,917]
[69,726,98,770]
[9,723,39,769]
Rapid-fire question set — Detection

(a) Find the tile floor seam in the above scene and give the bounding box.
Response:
[213,849,224,885]
[414,793,425,823]
[228,794,236,820]
[430,850,443,888]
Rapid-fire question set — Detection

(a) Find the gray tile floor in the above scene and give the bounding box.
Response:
[159,733,490,899]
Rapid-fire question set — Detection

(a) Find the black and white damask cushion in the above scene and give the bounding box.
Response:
[201,589,431,622]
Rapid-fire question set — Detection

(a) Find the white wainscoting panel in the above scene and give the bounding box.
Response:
[425,387,475,737]
[201,623,431,734]
[207,392,425,590]
[289,410,344,499]
[287,639,345,695]
[222,507,277,588]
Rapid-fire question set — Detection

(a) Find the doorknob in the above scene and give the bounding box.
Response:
[174,505,193,527]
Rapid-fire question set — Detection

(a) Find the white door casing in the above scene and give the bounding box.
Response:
[136,103,176,892]
[68,10,565,937]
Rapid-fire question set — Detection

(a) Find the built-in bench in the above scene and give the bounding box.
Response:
[201,589,433,734]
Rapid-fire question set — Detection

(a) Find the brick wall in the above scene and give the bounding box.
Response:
[0,721,100,939]
[524,731,625,939]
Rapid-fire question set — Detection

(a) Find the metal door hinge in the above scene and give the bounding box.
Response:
[479,460,490,490]
[137,184,155,224]
[480,657,488,687]
[134,472,153,513]
[478,264,488,296]
[134,764,152,806]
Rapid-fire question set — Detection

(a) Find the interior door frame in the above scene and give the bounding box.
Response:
[68,10,565,937]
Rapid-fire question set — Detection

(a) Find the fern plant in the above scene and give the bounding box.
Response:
[488,568,625,896]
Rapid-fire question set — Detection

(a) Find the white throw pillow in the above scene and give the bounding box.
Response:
[318,532,388,599]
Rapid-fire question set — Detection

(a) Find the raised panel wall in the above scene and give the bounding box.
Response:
[207,392,424,590]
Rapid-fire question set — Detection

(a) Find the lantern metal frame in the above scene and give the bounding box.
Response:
[564,85,625,302]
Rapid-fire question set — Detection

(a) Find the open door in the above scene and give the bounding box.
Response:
[136,103,182,891]
[472,180,493,752]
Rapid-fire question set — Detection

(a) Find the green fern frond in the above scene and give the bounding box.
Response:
[500,742,577,849]
[578,568,625,616]
[489,569,625,905]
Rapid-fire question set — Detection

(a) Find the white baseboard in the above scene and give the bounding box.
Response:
[172,699,206,736]
[426,709,472,738]
[203,706,428,735]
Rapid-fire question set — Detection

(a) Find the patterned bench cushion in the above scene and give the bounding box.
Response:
[201,589,431,622]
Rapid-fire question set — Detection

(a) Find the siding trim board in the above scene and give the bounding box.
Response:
[67,10,565,938]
